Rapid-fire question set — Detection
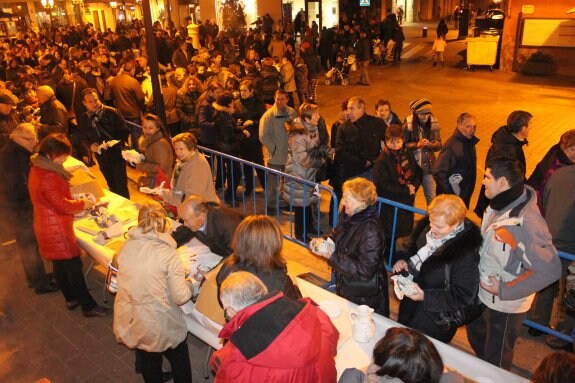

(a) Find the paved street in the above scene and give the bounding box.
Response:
[1,21,574,382]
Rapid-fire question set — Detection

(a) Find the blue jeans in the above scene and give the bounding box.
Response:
[421,172,436,205]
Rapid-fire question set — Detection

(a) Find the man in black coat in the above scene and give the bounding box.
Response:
[433,113,479,207]
[37,85,68,140]
[173,195,245,257]
[474,110,531,217]
[355,30,371,86]
[78,88,130,198]
[0,123,58,294]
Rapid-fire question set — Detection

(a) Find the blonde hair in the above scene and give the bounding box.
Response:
[342,177,377,206]
[428,194,466,226]
[137,201,171,234]
[231,215,285,272]
[172,132,197,151]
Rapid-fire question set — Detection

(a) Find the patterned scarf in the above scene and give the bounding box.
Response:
[384,145,413,185]
[409,222,464,272]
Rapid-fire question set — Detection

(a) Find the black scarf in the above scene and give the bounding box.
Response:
[489,183,524,211]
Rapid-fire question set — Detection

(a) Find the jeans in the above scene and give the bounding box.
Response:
[421,172,436,205]
[466,307,525,370]
[265,163,286,209]
[52,257,97,311]
[126,117,143,152]
[137,339,192,383]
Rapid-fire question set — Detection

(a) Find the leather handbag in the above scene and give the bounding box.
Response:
[433,263,485,330]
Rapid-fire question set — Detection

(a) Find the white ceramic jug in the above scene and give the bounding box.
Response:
[349,305,376,343]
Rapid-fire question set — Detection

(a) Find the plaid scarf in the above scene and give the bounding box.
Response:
[384,145,413,185]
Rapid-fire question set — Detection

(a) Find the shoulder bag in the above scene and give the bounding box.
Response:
[433,263,485,330]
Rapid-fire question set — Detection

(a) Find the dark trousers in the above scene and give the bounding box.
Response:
[466,306,525,370]
[167,121,181,138]
[99,160,130,199]
[137,339,192,383]
[126,117,143,152]
[241,146,266,194]
[52,257,97,311]
[221,157,241,200]
[294,206,313,236]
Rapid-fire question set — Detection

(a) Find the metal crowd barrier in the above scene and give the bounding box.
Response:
[197,145,339,246]
[126,125,574,344]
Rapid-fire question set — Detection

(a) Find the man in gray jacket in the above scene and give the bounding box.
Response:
[259,89,298,214]
[467,157,561,370]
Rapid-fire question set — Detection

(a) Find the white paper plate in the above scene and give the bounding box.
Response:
[319,300,342,318]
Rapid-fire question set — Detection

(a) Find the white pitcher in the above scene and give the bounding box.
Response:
[349,305,376,343]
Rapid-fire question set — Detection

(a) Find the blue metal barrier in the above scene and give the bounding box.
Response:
[197,145,339,246]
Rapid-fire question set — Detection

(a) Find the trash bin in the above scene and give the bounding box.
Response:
[422,27,428,38]
[466,35,500,71]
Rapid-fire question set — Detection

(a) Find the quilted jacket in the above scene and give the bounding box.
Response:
[28,154,85,261]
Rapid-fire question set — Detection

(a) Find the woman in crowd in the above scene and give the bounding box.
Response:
[216,215,301,300]
[375,99,402,127]
[135,113,174,188]
[234,79,267,196]
[312,177,389,316]
[175,75,203,138]
[527,129,575,214]
[160,132,219,207]
[113,201,193,383]
[28,133,110,317]
[282,103,328,241]
[393,194,482,343]
[374,124,422,242]
[531,351,575,383]
[339,327,463,383]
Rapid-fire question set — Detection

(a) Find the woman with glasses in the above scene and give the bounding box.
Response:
[159,132,219,207]
[403,98,442,205]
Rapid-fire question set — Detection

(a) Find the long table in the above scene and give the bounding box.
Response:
[296,277,528,383]
[70,177,527,382]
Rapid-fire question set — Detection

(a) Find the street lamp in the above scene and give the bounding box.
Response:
[40,0,54,26]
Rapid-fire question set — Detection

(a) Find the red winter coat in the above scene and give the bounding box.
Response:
[210,292,339,383]
[28,165,85,261]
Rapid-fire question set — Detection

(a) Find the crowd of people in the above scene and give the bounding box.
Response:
[0,9,574,383]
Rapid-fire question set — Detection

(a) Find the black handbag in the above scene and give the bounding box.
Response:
[433,263,485,330]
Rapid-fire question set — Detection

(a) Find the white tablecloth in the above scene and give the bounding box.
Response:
[296,278,528,383]
[72,189,223,345]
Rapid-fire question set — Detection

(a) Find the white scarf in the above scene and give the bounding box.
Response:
[409,222,464,271]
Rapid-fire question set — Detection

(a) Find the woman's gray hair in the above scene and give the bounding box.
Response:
[220,271,268,312]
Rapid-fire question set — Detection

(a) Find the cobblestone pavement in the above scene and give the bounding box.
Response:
[1,22,574,382]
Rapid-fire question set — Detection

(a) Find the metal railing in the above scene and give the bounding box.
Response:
[126,123,574,344]
[197,145,339,246]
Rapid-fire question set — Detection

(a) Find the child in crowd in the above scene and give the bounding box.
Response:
[432,35,447,67]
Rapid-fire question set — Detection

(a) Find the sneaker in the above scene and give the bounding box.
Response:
[35,281,60,295]
[83,305,112,318]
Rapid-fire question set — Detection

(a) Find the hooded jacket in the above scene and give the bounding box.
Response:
[28,154,84,261]
[282,118,324,207]
[210,292,338,383]
[478,185,561,313]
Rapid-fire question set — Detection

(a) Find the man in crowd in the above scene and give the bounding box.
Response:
[467,157,561,370]
[109,62,146,151]
[210,272,338,382]
[474,110,532,217]
[355,30,372,86]
[0,123,58,294]
[335,96,385,184]
[259,89,298,215]
[403,98,442,205]
[79,88,130,198]
[0,92,20,149]
[172,195,244,257]
[37,85,68,140]
[432,112,479,207]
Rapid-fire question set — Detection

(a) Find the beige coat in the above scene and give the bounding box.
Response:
[113,228,192,352]
[136,130,174,182]
[163,151,220,207]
